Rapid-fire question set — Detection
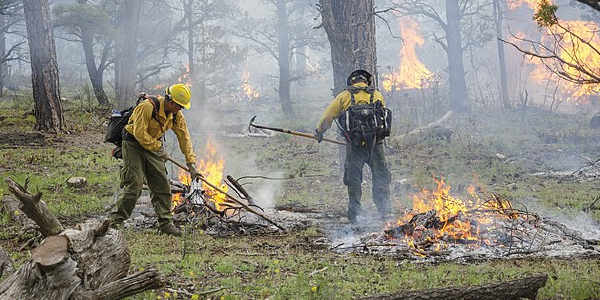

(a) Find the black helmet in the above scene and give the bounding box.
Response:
[347,69,373,86]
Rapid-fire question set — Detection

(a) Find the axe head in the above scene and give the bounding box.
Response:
[248,116,257,132]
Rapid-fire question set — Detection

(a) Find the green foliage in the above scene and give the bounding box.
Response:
[534,0,559,27]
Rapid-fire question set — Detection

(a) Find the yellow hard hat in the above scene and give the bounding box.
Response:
[166,84,191,109]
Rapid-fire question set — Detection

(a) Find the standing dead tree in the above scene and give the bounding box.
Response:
[0,177,163,300]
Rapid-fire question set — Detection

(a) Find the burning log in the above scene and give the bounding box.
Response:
[1,177,163,299]
[356,274,548,300]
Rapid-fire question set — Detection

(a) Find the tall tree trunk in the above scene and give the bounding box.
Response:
[276,0,294,117]
[186,0,195,83]
[23,0,64,133]
[0,13,5,98]
[494,0,511,108]
[81,33,109,106]
[445,0,467,111]
[114,0,141,109]
[319,0,377,95]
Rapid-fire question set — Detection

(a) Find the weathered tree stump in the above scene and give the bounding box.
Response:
[0,177,164,300]
[356,274,548,300]
[66,177,87,188]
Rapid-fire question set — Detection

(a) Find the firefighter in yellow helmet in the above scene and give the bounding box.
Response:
[315,70,392,224]
[110,83,199,236]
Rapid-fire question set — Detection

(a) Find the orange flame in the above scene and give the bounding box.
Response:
[509,0,600,102]
[241,71,260,100]
[178,65,193,87]
[507,0,541,10]
[390,178,515,251]
[382,18,434,92]
[172,138,229,211]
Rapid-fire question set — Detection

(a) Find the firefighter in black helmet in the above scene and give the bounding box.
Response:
[315,70,392,223]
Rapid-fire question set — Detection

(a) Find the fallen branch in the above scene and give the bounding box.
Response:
[356,274,548,300]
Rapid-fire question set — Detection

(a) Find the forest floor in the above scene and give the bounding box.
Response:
[1,96,600,300]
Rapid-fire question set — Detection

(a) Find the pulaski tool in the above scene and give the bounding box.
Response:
[248,116,346,145]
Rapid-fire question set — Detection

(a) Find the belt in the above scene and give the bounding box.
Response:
[123,130,138,143]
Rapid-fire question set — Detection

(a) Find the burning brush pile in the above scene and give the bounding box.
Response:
[168,142,284,235]
[347,179,600,260]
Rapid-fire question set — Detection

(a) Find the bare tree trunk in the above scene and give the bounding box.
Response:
[114,0,141,109]
[81,34,109,106]
[0,13,5,98]
[186,0,196,82]
[23,0,64,133]
[276,0,294,117]
[319,0,377,95]
[446,0,467,111]
[494,0,511,108]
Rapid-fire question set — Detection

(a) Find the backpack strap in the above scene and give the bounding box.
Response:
[346,85,376,106]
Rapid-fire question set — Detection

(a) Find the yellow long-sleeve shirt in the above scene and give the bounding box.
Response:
[316,82,386,134]
[124,96,197,164]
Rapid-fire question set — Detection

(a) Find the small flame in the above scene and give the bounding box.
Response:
[178,65,193,87]
[382,18,434,92]
[241,71,260,100]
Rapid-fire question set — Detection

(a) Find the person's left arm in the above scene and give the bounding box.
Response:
[171,112,197,164]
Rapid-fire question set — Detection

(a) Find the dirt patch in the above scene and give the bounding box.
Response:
[0,132,48,148]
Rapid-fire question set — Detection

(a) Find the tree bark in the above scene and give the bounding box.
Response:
[276,0,294,117]
[114,0,142,109]
[445,0,467,111]
[494,0,511,109]
[81,32,109,106]
[319,0,377,95]
[0,177,164,300]
[23,0,64,133]
[356,274,548,300]
[0,12,5,98]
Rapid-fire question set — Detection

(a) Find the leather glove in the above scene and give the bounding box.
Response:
[187,163,202,179]
[153,148,169,161]
[314,130,324,143]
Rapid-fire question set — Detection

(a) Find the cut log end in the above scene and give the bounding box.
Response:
[31,235,68,267]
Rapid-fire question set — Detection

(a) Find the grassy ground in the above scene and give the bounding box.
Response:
[1,96,600,300]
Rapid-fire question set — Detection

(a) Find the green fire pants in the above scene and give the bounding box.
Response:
[343,142,392,221]
[110,140,173,226]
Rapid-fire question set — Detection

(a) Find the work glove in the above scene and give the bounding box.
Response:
[153,148,169,162]
[314,130,324,143]
[187,162,202,179]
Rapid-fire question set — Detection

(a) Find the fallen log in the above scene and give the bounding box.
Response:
[0,177,164,300]
[389,111,454,148]
[355,274,548,300]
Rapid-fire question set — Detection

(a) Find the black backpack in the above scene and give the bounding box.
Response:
[105,94,160,158]
[337,86,392,146]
